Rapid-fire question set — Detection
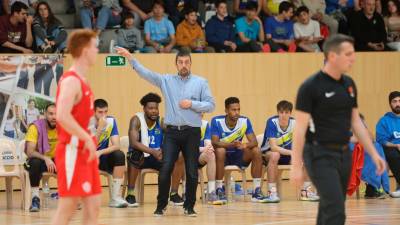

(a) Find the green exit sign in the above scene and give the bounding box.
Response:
[105,56,125,66]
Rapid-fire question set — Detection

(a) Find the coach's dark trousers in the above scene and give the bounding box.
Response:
[157,126,200,210]
[303,143,352,225]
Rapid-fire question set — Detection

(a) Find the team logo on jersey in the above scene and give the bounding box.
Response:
[394,131,400,139]
[348,86,355,98]
[155,128,161,135]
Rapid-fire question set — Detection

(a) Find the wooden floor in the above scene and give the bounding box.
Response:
[1,180,400,225]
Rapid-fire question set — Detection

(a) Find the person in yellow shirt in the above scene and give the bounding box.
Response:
[24,103,57,212]
[176,7,214,52]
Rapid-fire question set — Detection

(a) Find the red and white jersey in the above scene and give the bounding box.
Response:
[55,70,101,197]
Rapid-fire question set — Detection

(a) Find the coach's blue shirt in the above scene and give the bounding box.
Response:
[130,59,215,127]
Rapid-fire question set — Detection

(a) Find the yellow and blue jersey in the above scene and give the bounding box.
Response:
[146,119,163,150]
[97,116,119,151]
[261,115,295,152]
[211,115,254,151]
[200,120,211,147]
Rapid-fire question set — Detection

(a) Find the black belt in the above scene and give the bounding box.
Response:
[311,141,348,151]
[166,125,193,131]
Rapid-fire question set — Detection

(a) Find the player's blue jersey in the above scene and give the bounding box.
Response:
[261,115,295,151]
[210,115,254,147]
[147,119,163,150]
[200,120,211,147]
[97,116,119,151]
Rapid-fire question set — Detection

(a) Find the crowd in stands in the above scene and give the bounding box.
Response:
[0,0,399,53]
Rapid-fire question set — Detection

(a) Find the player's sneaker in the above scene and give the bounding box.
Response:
[153,207,166,217]
[300,188,320,201]
[29,196,40,212]
[184,208,197,217]
[216,187,227,203]
[263,191,280,203]
[251,187,268,203]
[390,189,400,198]
[208,191,225,205]
[109,197,129,208]
[125,195,139,207]
[169,192,184,206]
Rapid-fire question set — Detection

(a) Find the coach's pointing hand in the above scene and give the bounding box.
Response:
[115,47,133,61]
[179,99,192,109]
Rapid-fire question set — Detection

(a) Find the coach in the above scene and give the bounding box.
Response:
[116,47,215,217]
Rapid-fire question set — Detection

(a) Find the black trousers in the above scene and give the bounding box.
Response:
[383,146,400,184]
[157,127,200,210]
[303,143,352,225]
[27,158,50,187]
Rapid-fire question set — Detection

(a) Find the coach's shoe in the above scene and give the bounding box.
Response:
[169,192,184,206]
[263,191,280,203]
[251,187,268,203]
[109,197,129,208]
[153,207,166,217]
[126,195,139,207]
[208,191,225,205]
[389,189,400,198]
[29,196,40,212]
[300,188,320,201]
[216,187,227,203]
[184,208,197,217]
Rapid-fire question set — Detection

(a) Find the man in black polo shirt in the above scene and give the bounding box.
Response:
[290,34,386,225]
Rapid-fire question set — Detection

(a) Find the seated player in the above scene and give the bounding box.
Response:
[198,114,223,205]
[93,99,128,208]
[261,100,319,203]
[125,93,184,207]
[212,97,265,203]
[25,103,57,212]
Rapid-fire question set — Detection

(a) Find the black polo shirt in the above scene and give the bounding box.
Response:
[296,71,358,145]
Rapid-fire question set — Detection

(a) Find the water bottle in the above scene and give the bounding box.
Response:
[42,181,50,209]
[230,176,236,195]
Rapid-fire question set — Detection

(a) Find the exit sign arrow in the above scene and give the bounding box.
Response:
[105,56,126,66]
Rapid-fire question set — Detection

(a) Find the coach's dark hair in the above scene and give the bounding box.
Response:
[94,99,108,109]
[225,97,240,108]
[277,100,293,112]
[279,1,293,14]
[175,49,191,64]
[140,93,162,107]
[11,1,28,15]
[216,0,227,8]
[323,34,354,58]
[45,103,56,111]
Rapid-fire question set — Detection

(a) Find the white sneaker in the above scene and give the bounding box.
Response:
[263,191,280,203]
[300,188,320,201]
[390,189,400,198]
[109,197,129,208]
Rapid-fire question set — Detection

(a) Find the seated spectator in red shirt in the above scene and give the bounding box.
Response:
[0,1,33,53]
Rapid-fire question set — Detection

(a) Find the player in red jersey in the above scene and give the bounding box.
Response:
[51,29,101,225]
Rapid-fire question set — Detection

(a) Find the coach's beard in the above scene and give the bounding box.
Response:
[392,106,400,115]
[178,69,190,77]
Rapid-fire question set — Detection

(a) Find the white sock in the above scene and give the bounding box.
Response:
[216,180,224,189]
[208,181,216,193]
[253,178,261,190]
[303,181,312,190]
[268,183,277,193]
[112,178,123,200]
[31,187,39,198]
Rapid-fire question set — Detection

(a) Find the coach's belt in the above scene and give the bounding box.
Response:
[167,125,192,131]
[311,141,348,151]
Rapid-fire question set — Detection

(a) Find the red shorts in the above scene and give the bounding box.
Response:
[55,143,102,197]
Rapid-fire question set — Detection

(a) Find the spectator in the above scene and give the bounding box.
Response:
[176,7,214,52]
[0,1,33,53]
[234,0,263,17]
[264,1,296,52]
[325,0,361,33]
[122,0,155,27]
[33,1,67,53]
[164,0,199,26]
[235,2,264,52]
[116,13,144,53]
[24,103,57,212]
[376,91,400,198]
[350,0,388,51]
[93,99,129,208]
[293,0,339,34]
[144,1,177,53]
[79,0,122,34]
[263,0,286,16]
[384,0,400,51]
[294,6,323,52]
[3,0,37,15]
[205,0,237,52]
